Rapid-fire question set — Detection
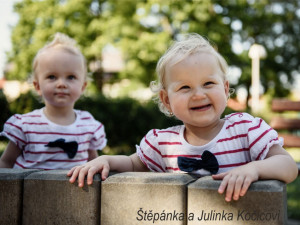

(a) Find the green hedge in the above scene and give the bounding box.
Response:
[75,95,181,155]
[3,91,235,155]
[0,90,12,137]
[6,92,181,155]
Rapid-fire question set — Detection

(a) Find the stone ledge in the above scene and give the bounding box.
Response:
[22,170,101,225]
[101,172,196,225]
[187,176,286,225]
[0,169,288,225]
[191,176,285,192]
[0,169,40,225]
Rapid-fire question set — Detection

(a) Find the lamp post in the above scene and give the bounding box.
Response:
[248,44,266,113]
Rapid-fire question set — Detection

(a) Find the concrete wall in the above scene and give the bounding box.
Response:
[0,169,287,225]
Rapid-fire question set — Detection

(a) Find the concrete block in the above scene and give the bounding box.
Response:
[187,176,287,225]
[101,172,195,225]
[22,170,101,225]
[0,168,39,225]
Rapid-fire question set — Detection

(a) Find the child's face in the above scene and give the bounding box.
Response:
[160,52,229,129]
[33,48,86,109]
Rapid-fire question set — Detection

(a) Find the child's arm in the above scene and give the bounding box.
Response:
[87,150,98,161]
[0,141,22,168]
[67,153,149,187]
[212,144,298,202]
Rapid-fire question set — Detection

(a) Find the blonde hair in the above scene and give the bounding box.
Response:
[32,32,87,80]
[151,33,229,116]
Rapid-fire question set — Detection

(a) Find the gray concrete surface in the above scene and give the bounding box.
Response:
[0,169,294,225]
[22,170,101,225]
[187,176,287,225]
[0,168,39,225]
[101,172,195,225]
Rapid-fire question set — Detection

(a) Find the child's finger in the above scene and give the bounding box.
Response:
[212,172,226,180]
[77,167,90,187]
[68,167,80,183]
[233,176,244,201]
[87,167,98,185]
[67,166,76,176]
[240,176,252,197]
[101,165,110,181]
[225,175,238,202]
[217,174,230,194]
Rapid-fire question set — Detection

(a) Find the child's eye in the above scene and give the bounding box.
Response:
[47,75,56,80]
[204,81,215,86]
[179,85,190,90]
[68,75,76,80]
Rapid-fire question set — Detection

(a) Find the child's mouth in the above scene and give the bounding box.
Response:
[190,104,212,111]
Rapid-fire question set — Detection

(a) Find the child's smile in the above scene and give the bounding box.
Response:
[160,52,229,131]
[190,103,212,111]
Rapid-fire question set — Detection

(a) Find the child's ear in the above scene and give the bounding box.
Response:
[159,89,172,113]
[224,80,230,98]
[81,81,87,92]
[33,80,42,96]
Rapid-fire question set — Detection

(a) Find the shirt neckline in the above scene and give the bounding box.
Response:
[179,120,227,150]
[41,108,78,127]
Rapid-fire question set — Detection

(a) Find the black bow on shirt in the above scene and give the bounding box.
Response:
[178,150,219,174]
[45,138,78,159]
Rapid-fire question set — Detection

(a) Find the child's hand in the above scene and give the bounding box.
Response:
[212,163,259,202]
[67,156,110,187]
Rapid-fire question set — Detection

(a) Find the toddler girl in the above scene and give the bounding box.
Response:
[0,33,107,170]
[68,33,297,202]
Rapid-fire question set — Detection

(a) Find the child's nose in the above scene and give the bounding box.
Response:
[192,87,206,99]
[57,78,67,88]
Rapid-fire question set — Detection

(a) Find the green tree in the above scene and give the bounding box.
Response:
[5,0,300,101]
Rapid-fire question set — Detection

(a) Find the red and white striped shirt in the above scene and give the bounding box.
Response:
[1,108,107,170]
[136,112,283,175]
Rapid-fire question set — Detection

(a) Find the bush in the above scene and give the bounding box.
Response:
[9,91,43,115]
[6,91,236,155]
[0,90,12,140]
[75,95,180,155]
[0,90,12,142]
[75,95,235,155]
[7,92,180,155]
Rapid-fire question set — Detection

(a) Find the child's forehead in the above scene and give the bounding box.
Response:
[167,52,219,69]
[37,47,84,65]
[40,46,79,57]
[35,48,85,72]
[164,52,225,83]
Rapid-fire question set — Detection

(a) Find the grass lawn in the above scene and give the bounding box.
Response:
[0,142,299,219]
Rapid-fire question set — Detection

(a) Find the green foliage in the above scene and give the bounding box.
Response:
[0,91,12,135]
[5,91,237,155]
[75,95,181,155]
[6,0,300,101]
[6,91,181,155]
[9,91,44,115]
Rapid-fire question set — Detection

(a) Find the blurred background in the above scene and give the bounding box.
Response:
[0,0,299,221]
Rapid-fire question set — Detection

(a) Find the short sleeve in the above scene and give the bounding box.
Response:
[88,122,107,150]
[1,114,27,150]
[136,129,166,172]
[247,116,283,161]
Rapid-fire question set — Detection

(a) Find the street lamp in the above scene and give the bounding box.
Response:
[248,44,267,113]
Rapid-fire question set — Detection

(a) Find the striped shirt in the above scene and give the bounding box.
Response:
[1,108,107,170]
[136,112,283,175]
